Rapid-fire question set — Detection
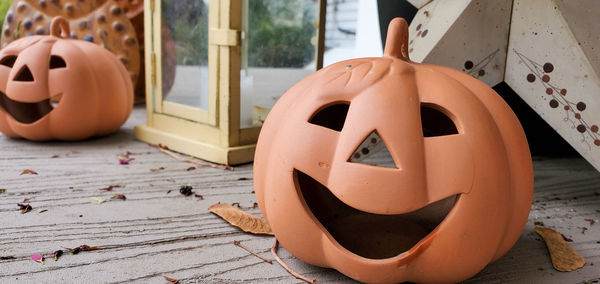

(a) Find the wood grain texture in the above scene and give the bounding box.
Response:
[1,106,599,283]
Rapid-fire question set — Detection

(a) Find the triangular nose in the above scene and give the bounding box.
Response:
[13,65,34,82]
[349,131,399,169]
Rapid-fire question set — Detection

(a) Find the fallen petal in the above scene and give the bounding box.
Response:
[91,197,105,204]
[30,254,44,264]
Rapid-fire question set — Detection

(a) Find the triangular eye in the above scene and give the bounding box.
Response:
[0,55,17,68]
[14,65,34,82]
[309,102,349,132]
[349,131,398,168]
[421,104,458,137]
[49,55,66,69]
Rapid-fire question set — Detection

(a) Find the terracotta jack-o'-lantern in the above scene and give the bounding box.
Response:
[1,0,143,102]
[254,18,533,283]
[0,17,133,141]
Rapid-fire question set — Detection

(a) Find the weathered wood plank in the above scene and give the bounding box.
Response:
[0,106,599,283]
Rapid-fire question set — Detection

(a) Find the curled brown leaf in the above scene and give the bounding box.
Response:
[71,244,102,254]
[111,194,127,200]
[17,203,32,214]
[80,245,102,251]
[208,203,273,235]
[99,185,121,191]
[535,226,585,271]
[163,276,179,283]
[20,169,38,175]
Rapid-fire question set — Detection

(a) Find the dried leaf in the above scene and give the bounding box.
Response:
[535,226,585,271]
[166,190,172,194]
[0,188,5,193]
[100,185,121,191]
[111,194,127,200]
[195,194,204,200]
[17,203,32,214]
[238,177,253,181]
[584,219,596,226]
[150,167,165,172]
[0,256,16,260]
[70,247,82,254]
[20,169,38,175]
[39,209,48,214]
[91,197,105,204]
[52,250,63,261]
[80,245,102,251]
[208,203,273,235]
[70,150,79,154]
[30,254,44,264]
[163,276,179,283]
[23,198,31,202]
[71,245,101,254]
[50,155,60,158]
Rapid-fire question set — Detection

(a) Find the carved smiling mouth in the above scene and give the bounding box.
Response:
[295,170,458,259]
[0,91,57,124]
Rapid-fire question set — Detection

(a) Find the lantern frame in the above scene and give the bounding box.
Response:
[135,0,326,165]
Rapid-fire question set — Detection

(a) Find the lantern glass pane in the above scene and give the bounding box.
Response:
[161,0,209,110]
[240,0,319,128]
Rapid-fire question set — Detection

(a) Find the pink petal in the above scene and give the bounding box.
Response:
[31,254,44,263]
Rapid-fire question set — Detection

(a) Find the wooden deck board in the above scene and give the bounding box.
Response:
[0,106,599,283]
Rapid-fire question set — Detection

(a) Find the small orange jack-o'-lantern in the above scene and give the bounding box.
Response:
[0,17,133,141]
[254,18,533,283]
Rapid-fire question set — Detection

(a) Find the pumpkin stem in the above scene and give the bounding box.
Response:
[383,18,410,62]
[50,17,70,38]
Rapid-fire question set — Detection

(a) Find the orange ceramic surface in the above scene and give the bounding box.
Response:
[254,18,533,283]
[0,17,133,141]
[1,0,141,100]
